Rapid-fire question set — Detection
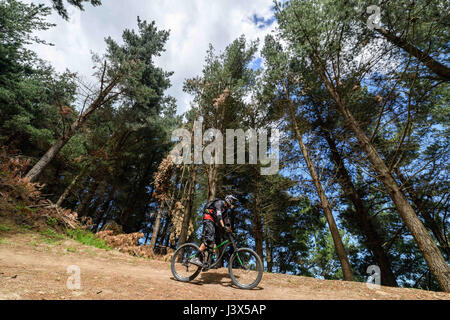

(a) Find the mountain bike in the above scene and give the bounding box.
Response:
[171,232,263,289]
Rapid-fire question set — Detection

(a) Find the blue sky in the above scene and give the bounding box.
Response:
[251,13,276,29]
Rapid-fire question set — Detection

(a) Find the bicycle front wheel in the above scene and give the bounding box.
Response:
[228,248,263,289]
[171,243,202,282]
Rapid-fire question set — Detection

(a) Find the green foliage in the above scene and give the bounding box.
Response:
[184,35,259,130]
[39,227,65,244]
[0,224,11,232]
[65,246,77,253]
[0,0,78,160]
[20,224,33,232]
[46,217,58,227]
[49,0,102,20]
[66,228,111,250]
[15,203,34,215]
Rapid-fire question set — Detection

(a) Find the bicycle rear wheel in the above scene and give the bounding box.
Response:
[228,248,263,289]
[171,243,202,282]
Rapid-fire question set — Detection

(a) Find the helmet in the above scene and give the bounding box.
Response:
[224,195,238,207]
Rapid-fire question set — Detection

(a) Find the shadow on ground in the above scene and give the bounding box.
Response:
[170,271,264,290]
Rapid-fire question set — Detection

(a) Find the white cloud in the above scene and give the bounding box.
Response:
[26,0,277,114]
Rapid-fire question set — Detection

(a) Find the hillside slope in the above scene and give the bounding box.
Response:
[0,224,449,300]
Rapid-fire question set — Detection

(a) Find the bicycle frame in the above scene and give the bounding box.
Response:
[189,233,243,270]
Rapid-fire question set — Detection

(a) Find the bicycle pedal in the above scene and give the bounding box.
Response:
[188,257,203,267]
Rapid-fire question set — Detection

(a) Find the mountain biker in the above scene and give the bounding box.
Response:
[190,195,238,269]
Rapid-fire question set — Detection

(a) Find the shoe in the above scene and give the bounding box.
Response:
[189,257,203,267]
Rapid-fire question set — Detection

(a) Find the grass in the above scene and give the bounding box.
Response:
[0,214,111,252]
[66,228,111,250]
[20,224,33,232]
[0,224,11,232]
[85,248,97,257]
[66,246,77,253]
[15,203,34,215]
[30,240,39,247]
[0,237,13,246]
[39,228,65,244]
[46,217,58,227]
[40,227,65,239]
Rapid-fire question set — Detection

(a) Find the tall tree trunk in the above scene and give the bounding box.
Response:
[87,181,107,218]
[178,165,198,246]
[394,168,450,258]
[376,27,450,80]
[159,209,174,248]
[144,231,151,245]
[318,72,450,291]
[207,99,225,202]
[150,153,181,250]
[76,180,98,217]
[321,127,398,286]
[283,82,355,281]
[25,76,120,182]
[253,167,264,262]
[121,163,155,232]
[150,203,164,250]
[265,237,274,273]
[263,213,274,273]
[158,174,180,246]
[95,204,113,233]
[207,164,218,201]
[92,186,116,231]
[160,216,171,247]
[56,165,88,207]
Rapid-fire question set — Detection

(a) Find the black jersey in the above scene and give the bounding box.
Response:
[204,199,230,225]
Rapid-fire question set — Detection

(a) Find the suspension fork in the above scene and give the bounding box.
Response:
[228,234,244,267]
[228,234,237,251]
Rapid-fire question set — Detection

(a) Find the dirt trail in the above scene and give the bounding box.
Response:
[0,231,449,300]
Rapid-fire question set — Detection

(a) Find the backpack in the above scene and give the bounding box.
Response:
[203,198,222,221]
